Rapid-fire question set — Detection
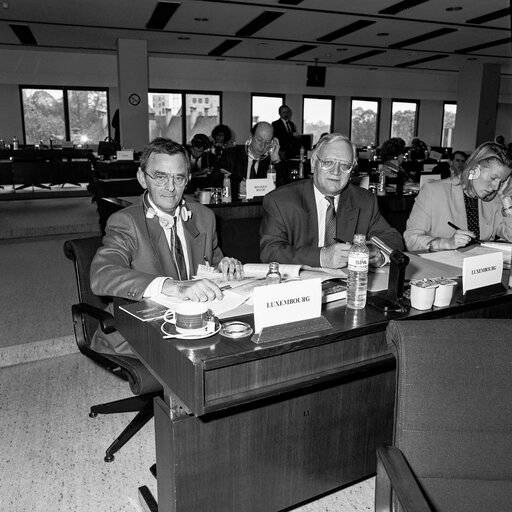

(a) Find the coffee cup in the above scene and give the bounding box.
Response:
[198,189,212,205]
[174,302,209,333]
[433,279,457,307]
[409,279,438,310]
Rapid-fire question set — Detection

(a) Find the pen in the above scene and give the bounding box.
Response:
[219,284,231,291]
[447,221,480,244]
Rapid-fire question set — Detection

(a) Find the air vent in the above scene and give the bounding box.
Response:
[10,24,37,45]
[146,2,181,30]
[236,11,283,37]
[389,28,457,49]
[338,50,386,64]
[466,8,511,25]
[395,54,448,67]
[276,44,317,60]
[379,0,429,15]
[317,20,376,42]
[208,39,241,56]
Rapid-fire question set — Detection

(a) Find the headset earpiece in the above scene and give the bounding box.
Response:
[469,167,480,180]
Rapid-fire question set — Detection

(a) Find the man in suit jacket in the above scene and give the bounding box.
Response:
[219,121,285,199]
[260,133,404,268]
[272,104,300,160]
[90,137,243,357]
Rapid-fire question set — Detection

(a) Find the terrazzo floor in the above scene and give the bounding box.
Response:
[0,353,375,512]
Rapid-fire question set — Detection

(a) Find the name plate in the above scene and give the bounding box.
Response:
[116,149,134,161]
[462,251,503,294]
[246,178,275,199]
[253,278,321,334]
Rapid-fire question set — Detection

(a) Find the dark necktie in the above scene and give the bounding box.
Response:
[324,196,336,247]
[464,194,480,241]
[285,121,292,134]
[249,159,257,179]
[171,225,188,281]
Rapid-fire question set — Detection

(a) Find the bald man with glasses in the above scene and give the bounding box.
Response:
[260,133,403,269]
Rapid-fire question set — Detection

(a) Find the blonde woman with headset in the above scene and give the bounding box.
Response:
[404,141,512,252]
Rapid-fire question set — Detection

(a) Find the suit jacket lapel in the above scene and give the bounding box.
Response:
[183,218,205,276]
[145,216,177,277]
[336,185,359,242]
[303,180,319,239]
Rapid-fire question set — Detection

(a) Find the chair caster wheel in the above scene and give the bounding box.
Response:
[104,454,114,463]
[89,412,98,418]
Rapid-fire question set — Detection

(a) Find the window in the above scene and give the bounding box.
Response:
[391,100,419,144]
[303,96,333,146]
[21,87,108,145]
[441,102,457,147]
[350,98,380,147]
[251,94,284,125]
[148,91,221,145]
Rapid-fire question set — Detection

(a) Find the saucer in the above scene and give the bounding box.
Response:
[161,317,221,340]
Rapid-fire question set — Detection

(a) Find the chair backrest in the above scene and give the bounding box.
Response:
[386,319,512,512]
[63,236,110,348]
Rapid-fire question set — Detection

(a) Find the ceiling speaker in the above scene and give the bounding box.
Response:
[307,66,326,87]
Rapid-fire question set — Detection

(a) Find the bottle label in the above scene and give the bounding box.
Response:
[348,254,368,272]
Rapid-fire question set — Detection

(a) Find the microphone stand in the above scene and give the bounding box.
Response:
[367,236,410,313]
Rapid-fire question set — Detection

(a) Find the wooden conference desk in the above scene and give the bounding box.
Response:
[115,281,512,512]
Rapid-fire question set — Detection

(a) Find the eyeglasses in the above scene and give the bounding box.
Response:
[144,171,188,187]
[315,157,353,173]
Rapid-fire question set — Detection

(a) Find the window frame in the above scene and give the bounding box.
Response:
[251,93,285,127]
[302,94,335,145]
[20,85,110,144]
[148,88,222,145]
[441,101,457,148]
[390,98,420,144]
[349,96,381,147]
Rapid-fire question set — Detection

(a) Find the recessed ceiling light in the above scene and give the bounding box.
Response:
[336,48,347,52]
[257,42,268,46]
[467,57,477,60]
[2,1,9,8]
[177,36,190,40]
[194,17,209,22]
[368,67,378,70]
[377,33,389,36]
[446,6,462,11]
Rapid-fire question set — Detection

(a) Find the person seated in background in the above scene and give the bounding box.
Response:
[90,137,243,358]
[218,121,285,200]
[409,137,429,160]
[272,105,301,160]
[260,133,404,269]
[211,124,235,162]
[185,133,222,194]
[404,141,512,252]
[378,137,419,189]
[433,150,467,179]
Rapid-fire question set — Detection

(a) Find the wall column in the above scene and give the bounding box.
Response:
[452,62,501,152]
[117,39,149,151]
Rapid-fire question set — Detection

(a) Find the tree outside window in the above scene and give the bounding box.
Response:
[350,98,379,147]
[442,103,457,147]
[391,100,418,145]
[303,96,333,145]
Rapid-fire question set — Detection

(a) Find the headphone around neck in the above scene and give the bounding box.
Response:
[143,192,192,229]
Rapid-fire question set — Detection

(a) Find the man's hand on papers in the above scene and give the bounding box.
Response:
[217,257,244,281]
[162,278,225,302]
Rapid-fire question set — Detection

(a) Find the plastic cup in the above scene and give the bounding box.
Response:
[198,189,212,204]
[409,279,438,310]
[433,279,457,307]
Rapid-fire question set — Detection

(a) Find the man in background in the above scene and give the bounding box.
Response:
[219,121,285,199]
[272,105,301,160]
[260,133,403,269]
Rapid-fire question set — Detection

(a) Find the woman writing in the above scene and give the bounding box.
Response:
[404,142,512,251]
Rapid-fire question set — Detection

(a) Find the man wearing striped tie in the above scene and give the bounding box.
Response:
[260,133,403,269]
[90,137,243,357]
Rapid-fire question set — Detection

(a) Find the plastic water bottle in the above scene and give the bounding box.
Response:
[347,234,369,309]
[222,175,232,203]
[267,160,276,185]
[12,136,19,150]
[298,146,305,179]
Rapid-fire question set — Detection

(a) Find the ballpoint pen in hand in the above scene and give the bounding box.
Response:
[447,221,480,244]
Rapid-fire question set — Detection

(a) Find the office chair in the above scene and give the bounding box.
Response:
[63,236,162,462]
[375,319,512,512]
